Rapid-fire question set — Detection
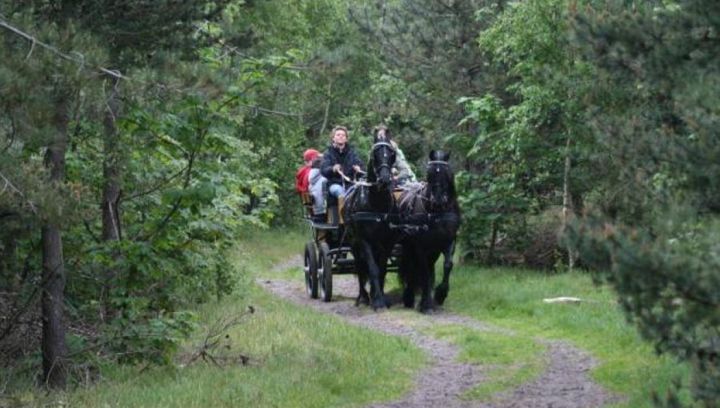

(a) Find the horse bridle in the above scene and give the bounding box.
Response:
[427,160,449,172]
[425,159,452,211]
[371,142,396,174]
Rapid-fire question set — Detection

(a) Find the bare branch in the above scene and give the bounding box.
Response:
[0,172,38,215]
[183,307,255,367]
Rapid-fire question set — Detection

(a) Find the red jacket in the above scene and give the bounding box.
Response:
[295,165,312,193]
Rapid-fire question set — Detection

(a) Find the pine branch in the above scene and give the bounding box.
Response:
[0,16,300,119]
[0,16,125,80]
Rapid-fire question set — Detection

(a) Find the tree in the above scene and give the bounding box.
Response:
[0,0,281,386]
[570,0,720,404]
[455,0,599,266]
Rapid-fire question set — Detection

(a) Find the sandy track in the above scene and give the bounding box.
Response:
[261,256,621,407]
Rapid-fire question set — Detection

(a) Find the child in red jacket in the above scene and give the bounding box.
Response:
[295,149,320,193]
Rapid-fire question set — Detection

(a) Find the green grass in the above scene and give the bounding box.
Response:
[441,264,691,407]
[15,227,425,408]
[234,226,311,280]
[425,324,545,401]
[67,283,424,407]
[5,227,693,407]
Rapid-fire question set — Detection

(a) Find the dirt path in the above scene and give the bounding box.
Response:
[261,256,621,407]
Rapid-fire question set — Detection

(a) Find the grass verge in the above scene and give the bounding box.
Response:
[442,264,691,407]
[18,227,425,408]
[425,324,544,401]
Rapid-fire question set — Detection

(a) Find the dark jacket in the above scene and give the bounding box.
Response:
[321,143,364,186]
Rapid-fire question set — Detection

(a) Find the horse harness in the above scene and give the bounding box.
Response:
[343,156,457,232]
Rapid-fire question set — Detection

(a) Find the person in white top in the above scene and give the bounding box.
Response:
[308,155,327,222]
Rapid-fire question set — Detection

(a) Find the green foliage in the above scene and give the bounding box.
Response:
[347,0,500,165]
[0,0,287,380]
[441,0,720,402]
[567,0,720,404]
[445,264,691,406]
[103,311,198,365]
[453,0,598,265]
[2,0,718,402]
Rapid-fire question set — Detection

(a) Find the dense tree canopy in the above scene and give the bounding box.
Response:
[1,0,719,403]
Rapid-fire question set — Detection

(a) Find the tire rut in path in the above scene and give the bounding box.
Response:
[261,258,621,407]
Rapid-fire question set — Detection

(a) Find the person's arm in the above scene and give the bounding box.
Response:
[350,149,365,173]
[320,152,334,179]
[295,167,306,193]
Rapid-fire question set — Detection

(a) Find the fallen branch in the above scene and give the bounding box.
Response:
[543,297,582,304]
[182,306,256,368]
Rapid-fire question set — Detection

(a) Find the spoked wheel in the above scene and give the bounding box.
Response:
[304,241,318,299]
[318,242,333,302]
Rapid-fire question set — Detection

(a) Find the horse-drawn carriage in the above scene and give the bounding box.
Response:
[299,127,460,313]
[300,182,401,303]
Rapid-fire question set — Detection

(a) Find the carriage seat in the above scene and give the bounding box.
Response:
[325,194,346,225]
[299,191,314,219]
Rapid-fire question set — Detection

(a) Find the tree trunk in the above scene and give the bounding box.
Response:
[487,219,498,265]
[562,135,577,270]
[319,79,333,136]
[101,77,122,322]
[1,233,19,290]
[41,91,70,389]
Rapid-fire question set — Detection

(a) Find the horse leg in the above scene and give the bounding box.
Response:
[354,253,370,306]
[377,254,392,308]
[359,241,386,311]
[356,273,370,306]
[400,244,417,308]
[418,255,436,314]
[434,240,456,306]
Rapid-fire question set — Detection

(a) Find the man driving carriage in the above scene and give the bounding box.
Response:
[321,126,365,199]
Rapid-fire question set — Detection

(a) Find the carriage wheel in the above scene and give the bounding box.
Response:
[318,242,333,302]
[304,241,319,299]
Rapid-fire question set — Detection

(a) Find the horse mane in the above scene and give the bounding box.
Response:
[399,150,460,216]
[397,182,427,215]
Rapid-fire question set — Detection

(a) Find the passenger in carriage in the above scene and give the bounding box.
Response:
[308,154,327,223]
[320,126,364,199]
[370,124,416,188]
[390,139,417,187]
[295,148,320,194]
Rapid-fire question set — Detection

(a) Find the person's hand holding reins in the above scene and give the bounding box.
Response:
[333,164,342,173]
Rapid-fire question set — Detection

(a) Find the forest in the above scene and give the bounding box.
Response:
[1,0,719,406]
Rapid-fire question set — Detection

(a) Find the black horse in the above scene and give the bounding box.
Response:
[397,150,461,313]
[342,126,397,310]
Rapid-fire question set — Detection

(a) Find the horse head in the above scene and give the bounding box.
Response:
[368,125,397,190]
[426,150,455,211]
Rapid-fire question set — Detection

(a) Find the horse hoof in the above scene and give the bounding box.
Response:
[419,299,435,314]
[356,295,370,307]
[403,289,415,308]
[372,298,387,311]
[434,288,448,306]
[419,306,434,315]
